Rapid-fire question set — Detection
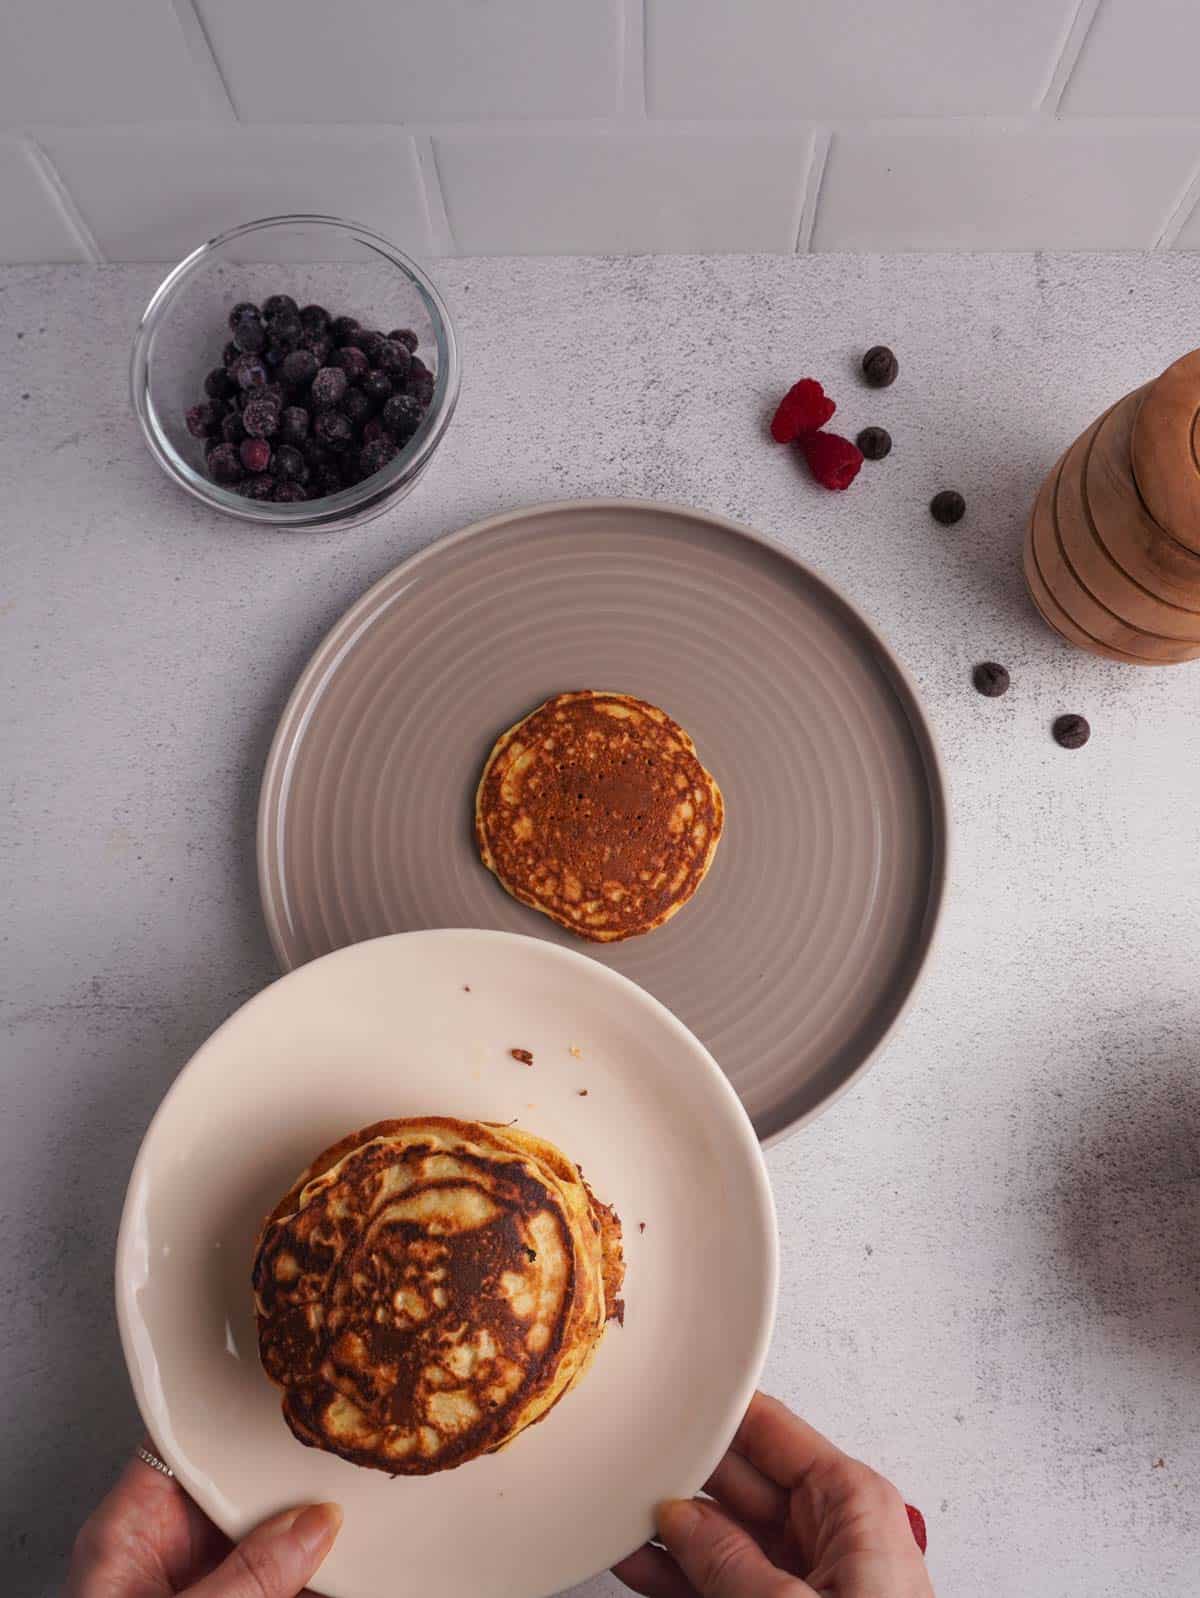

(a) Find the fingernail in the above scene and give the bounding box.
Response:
[657,1499,701,1539]
[288,1503,343,1559]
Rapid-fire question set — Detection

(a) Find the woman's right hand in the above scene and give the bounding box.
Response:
[614,1391,933,1598]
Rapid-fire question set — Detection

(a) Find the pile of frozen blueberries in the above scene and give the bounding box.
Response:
[184,296,434,503]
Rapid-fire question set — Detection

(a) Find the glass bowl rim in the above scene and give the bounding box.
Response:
[130,213,460,529]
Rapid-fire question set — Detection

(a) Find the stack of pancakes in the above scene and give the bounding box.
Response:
[253,1117,623,1475]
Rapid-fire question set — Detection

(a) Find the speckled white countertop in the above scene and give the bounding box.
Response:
[4,255,1200,1598]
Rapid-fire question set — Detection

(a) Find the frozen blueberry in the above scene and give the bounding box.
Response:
[408,371,434,407]
[312,462,343,496]
[206,442,243,483]
[242,394,281,438]
[342,388,372,428]
[221,410,247,446]
[303,439,334,469]
[301,333,333,365]
[362,370,393,407]
[273,444,308,483]
[231,353,268,391]
[204,366,235,401]
[332,316,360,343]
[387,328,419,353]
[228,302,259,328]
[263,294,299,320]
[382,393,422,441]
[239,437,272,474]
[185,401,221,439]
[376,339,411,378]
[281,348,319,388]
[278,405,310,445]
[356,330,388,365]
[266,309,302,350]
[359,435,398,477]
[331,345,369,384]
[362,417,386,445]
[311,366,348,409]
[300,304,331,335]
[240,474,276,500]
[273,482,308,502]
[222,340,241,368]
[232,313,267,355]
[314,410,353,451]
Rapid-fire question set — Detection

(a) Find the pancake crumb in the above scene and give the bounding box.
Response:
[578,1089,588,1096]
[569,1044,583,1058]
[638,1221,646,1233]
[463,984,471,992]
[511,1048,533,1066]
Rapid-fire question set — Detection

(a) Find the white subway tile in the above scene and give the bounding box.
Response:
[0,0,220,125]
[0,141,89,262]
[435,133,810,254]
[39,128,431,262]
[195,0,620,122]
[812,128,1199,251]
[1061,0,1200,115]
[646,0,1078,117]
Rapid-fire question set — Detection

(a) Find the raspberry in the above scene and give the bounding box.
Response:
[770,379,835,444]
[799,431,863,491]
[905,1504,927,1555]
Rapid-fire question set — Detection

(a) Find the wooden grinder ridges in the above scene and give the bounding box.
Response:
[1024,350,1200,664]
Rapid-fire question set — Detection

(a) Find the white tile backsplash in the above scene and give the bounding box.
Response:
[813,127,1200,252]
[3,2,1200,259]
[436,133,811,255]
[194,0,622,122]
[0,0,223,126]
[1061,0,1200,116]
[40,128,431,262]
[646,0,1079,117]
[0,140,90,263]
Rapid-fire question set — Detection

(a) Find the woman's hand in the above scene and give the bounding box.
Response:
[614,1393,932,1598]
[67,1447,341,1598]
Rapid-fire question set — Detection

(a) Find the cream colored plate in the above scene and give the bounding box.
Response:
[116,929,777,1598]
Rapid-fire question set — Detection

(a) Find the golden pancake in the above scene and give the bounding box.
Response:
[475,691,724,943]
[253,1117,623,1475]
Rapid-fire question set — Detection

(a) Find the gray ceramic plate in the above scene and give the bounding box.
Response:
[258,500,947,1142]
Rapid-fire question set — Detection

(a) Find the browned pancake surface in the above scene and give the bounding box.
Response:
[253,1118,621,1475]
[476,691,724,942]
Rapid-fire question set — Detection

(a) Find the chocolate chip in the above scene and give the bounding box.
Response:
[510,1048,533,1066]
[861,345,898,388]
[856,426,892,461]
[1053,713,1090,749]
[931,490,966,525]
[973,661,1010,698]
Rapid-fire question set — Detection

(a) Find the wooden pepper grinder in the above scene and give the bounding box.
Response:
[1024,349,1200,663]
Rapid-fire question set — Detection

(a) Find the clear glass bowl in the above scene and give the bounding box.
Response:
[131,215,460,531]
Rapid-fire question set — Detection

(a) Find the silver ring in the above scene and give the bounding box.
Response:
[136,1444,174,1479]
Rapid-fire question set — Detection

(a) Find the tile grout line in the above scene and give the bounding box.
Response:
[171,0,240,119]
[419,137,458,255]
[1037,0,1104,114]
[22,137,103,263]
[620,0,648,118]
[1153,150,1200,249]
[794,130,831,253]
